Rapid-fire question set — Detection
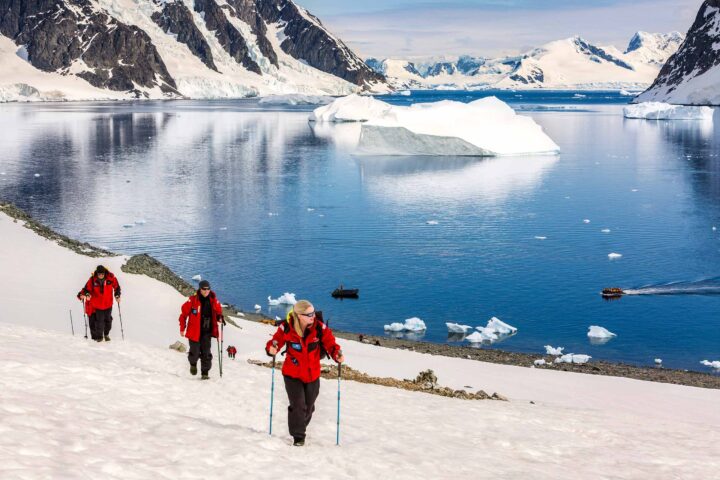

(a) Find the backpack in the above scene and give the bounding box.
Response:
[281,311,330,359]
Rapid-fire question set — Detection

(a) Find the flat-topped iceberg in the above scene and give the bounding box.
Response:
[384,317,427,332]
[310,95,560,156]
[309,94,393,122]
[446,322,473,334]
[623,102,714,121]
[554,354,592,364]
[259,94,334,106]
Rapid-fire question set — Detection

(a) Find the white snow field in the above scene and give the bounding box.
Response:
[623,102,715,120]
[312,95,560,156]
[1,211,719,478]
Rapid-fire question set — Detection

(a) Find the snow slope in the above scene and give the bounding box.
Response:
[1,211,719,477]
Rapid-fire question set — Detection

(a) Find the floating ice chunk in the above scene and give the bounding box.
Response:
[465,331,489,343]
[534,236,547,240]
[486,317,517,335]
[393,90,411,96]
[254,304,262,310]
[122,224,134,228]
[235,312,245,317]
[134,219,146,225]
[544,345,564,356]
[624,102,714,121]
[472,327,499,342]
[608,252,622,259]
[33,173,40,177]
[426,220,439,225]
[268,212,279,217]
[713,226,717,231]
[534,359,546,366]
[384,322,405,332]
[358,96,560,156]
[587,326,617,339]
[267,293,297,306]
[573,94,587,98]
[701,360,720,369]
[654,358,663,365]
[307,208,315,212]
[583,219,591,224]
[619,89,634,96]
[631,189,639,192]
[554,353,592,364]
[191,275,202,281]
[446,322,473,334]
[601,229,611,233]
[258,94,334,106]
[309,94,393,122]
[275,316,281,321]
[219,227,228,231]
[403,317,427,332]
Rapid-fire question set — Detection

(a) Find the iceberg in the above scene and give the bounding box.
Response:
[446,322,473,334]
[554,354,592,364]
[309,94,393,122]
[258,94,334,106]
[623,102,714,121]
[254,304,262,310]
[608,253,622,260]
[485,317,518,335]
[383,322,405,332]
[534,359,547,366]
[588,326,617,339]
[358,97,560,156]
[544,345,564,356]
[385,317,427,332]
[191,275,202,281]
[700,360,720,369]
[267,293,297,306]
[465,331,490,343]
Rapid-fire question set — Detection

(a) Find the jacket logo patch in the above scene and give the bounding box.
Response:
[291,357,299,365]
[290,342,302,352]
[191,308,198,315]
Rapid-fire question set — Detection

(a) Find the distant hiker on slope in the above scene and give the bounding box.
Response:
[179,280,225,380]
[77,265,121,342]
[227,345,237,359]
[266,300,344,446]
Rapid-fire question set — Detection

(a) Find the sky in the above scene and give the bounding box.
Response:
[296,0,703,59]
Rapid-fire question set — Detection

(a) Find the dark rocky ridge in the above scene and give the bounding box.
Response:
[0,0,178,96]
[194,0,262,74]
[641,0,720,100]
[226,0,278,67]
[256,0,384,87]
[152,1,218,72]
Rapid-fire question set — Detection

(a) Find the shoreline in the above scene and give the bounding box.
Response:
[2,201,718,389]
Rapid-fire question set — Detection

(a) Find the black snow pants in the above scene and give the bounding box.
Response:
[90,308,112,340]
[284,376,320,441]
[188,333,213,375]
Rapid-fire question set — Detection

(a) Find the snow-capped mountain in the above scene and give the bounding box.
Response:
[637,0,720,105]
[368,32,684,91]
[0,0,386,101]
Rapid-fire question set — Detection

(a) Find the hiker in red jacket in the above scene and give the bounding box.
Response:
[266,300,344,446]
[226,345,237,359]
[179,280,224,380]
[77,265,121,342]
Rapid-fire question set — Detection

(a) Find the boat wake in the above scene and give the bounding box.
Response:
[623,277,720,296]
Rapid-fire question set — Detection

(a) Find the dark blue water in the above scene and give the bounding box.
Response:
[1,90,719,371]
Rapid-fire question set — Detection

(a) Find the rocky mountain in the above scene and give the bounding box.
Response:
[0,0,386,101]
[636,0,720,105]
[368,32,684,91]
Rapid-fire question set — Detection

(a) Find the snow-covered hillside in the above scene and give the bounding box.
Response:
[0,0,386,102]
[368,32,683,91]
[1,210,720,477]
[637,0,720,105]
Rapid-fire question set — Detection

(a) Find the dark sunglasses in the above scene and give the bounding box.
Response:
[200,287,211,291]
[299,311,316,318]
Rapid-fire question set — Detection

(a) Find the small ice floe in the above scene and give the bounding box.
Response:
[134,219,147,225]
[235,312,245,317]
[588,325,616,339]
[307,208,315,212]
[394,90,412,96]
[583,219,591,224]
[544,345,564,356]
[623,102,714,121]
[268,212,279,217]
[700,360,720,370]
[554,353,591,364]
[468,317,517,344]
[534,236,547,240]
[486,317,517,335]
[534,359,546,366]
[619,89,634,96]
[268,293,297,306]
[275,316,281,321]
[426,220,439,225]
[631,189,639,192]
[713,226,717,231]
[608,252,622,260]
[654,358,663,365]
[122,224,134,228]
[254,304,262,310]
[385,317,427,333]
[573,94,587,99]
[309,94,393,122]
[191,275,202,282]
[221,304,228,308]
[601,229,611,233]
[219,227,228,231]
[446,322,473,334]
[465,331,492,343]
[33,173,40,177]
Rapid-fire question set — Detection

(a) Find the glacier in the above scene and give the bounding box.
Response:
[623,102,715,120]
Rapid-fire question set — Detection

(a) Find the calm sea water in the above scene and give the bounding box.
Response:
[1,90,719,371]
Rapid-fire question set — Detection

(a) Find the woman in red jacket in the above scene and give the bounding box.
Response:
[77,265,121,342]
[266,300,344,446]
[179,280,224,380]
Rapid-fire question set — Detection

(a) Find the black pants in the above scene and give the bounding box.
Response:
[284,376,320,440]
[188,333,213,374]
[89,308,112,340]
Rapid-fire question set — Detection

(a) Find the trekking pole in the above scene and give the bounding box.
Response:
[336,351,343,446]
[218,320,224,378]
[69,309,75,336]
[269,340,278,435]
[82,298,88,339]
[117,302,125,341]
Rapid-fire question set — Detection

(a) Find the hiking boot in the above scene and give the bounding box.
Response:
[94,338,103,343]
[104,335,111,342]
[293,437,305,446]
[201,374,209,380]
[190,365,198,376]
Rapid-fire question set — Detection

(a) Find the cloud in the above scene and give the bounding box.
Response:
[306,0,702,58]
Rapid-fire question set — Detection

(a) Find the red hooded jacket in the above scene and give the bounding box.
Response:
[266,314,341,383]
[179,291,223,342]
[77,271,121,314]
